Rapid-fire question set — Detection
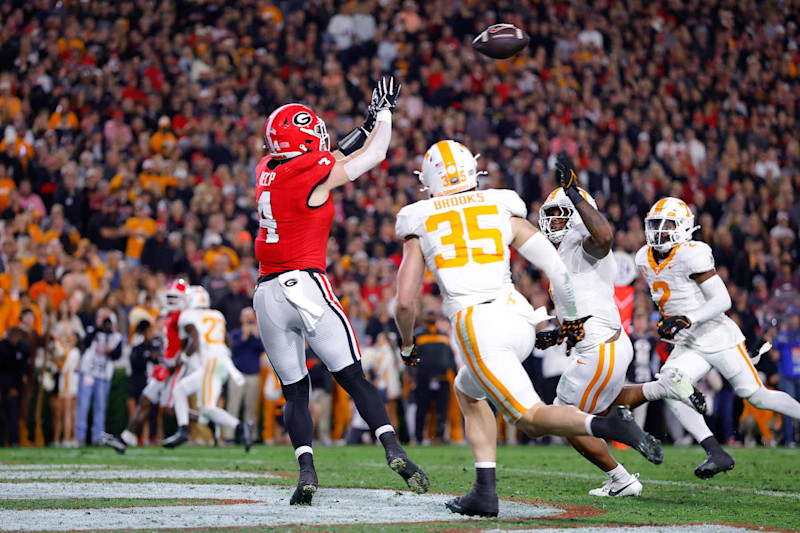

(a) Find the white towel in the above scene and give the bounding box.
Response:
[278,271,325,332]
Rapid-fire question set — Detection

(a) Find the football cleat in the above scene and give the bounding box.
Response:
[238,420,254,453]
[588,473,642,497]
[289,466,318,506]
[603,406,664,465]
[162,426,190,448]
[101,432,127,454]
[657,368,708,414]
[386,448,430,494]
[445,489,499,517]
[694,450,735,479]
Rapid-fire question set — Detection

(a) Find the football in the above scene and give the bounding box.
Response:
[472,23,530,59]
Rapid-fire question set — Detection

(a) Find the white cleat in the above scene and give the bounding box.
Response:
[588,473,642,497]
[657,368,708,414]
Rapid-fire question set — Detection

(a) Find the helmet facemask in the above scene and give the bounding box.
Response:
[645,217,692,253]
[300,117,329,153]
[538,203,575,244]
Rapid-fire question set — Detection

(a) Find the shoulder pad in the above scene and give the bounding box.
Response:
[681,241,715,274]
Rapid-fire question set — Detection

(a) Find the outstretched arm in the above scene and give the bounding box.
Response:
[395,237,426,351]
[555,151,612,258]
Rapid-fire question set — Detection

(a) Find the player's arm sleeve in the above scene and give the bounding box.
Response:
[515,230,579,321]
[684,274,731,325]
[342,110,392,181]
[395,207,419,240]
[686,242,716,274]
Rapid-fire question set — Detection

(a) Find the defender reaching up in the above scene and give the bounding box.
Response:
[253,78,430,506]
[394,140,663,518]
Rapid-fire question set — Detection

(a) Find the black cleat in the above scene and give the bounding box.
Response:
[694,451,735,479]
[603,406,664,465]
[208,421,219,447]
[238,420,254,453]
[445,489,498,518]
[163,425,190,448]
[289,467,318,506]
[101,432,127,454]
[386,447,430,494]
[688,385,708,415]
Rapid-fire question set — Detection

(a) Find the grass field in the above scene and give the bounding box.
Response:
[2,444,799,532]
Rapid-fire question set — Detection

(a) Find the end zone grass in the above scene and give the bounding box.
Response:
[2,444,799,531]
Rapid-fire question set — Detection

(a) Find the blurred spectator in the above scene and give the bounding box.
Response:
[308,349,333,445]
[412,310,455,444]
[75,308,123,445]
[773,308,800,447]
[127,320,160,442]
[225,307,263,441]
[51,330,80,447]
[0,328,29,446]
[628,311,659,427]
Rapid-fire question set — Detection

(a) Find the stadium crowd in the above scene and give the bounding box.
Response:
[0,0,798,449]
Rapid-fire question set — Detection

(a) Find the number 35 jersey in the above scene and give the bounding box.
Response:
[396,189,524,319]
[254,151,335,277]
[635,241,743,352]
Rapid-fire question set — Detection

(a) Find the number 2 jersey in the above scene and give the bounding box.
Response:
[635,241,744,352]
[178,308,230,361]
[396,189,525,319]
[254,151,336,277]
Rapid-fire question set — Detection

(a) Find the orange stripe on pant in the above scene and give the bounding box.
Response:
[737,342,762,387]
[201,360,210,406]
[587,342,615,414]
[579,344,606,412]
[457,308,526,420]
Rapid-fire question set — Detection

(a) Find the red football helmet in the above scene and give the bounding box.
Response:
[163,278,189,312]
[263,103,330,159]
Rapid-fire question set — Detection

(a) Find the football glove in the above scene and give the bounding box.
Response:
[400,340,419,367]
[535,329,560,350]
[657,315,692,339]
[555,151,584,205]
[369,76,401,115]
[558,316,592,350]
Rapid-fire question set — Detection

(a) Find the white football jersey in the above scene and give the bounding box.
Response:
[635,241,744,352]
[556,225,621,351]
[396,189,524,319]
[178,308,231,361]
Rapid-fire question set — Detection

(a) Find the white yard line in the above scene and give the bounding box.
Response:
[0,469,277,481]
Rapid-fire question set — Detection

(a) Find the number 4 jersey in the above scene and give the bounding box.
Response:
[396,189,525,318]
[254,151,335,277]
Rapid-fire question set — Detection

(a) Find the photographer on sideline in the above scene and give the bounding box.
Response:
[225,307,263,441]
[76,307,123,445]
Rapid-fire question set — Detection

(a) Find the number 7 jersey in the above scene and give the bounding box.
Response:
[396,189,525,318]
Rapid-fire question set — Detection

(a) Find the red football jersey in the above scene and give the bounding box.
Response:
[163,310,182,364]
[254,150,336,276]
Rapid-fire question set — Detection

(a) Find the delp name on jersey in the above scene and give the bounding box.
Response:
[635,241,744,352]
[396,188,528,319]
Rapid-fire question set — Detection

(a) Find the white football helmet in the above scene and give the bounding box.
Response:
[186,285,211,310]
[163,278,189,312]
[644,197,699,253]
[539,187,597,244]
[416,140,483,197]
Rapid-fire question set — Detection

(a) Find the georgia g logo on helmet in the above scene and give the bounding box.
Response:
[292,112,313,127]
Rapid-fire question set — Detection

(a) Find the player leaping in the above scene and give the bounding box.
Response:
[394,140,663,518]
[253,77,429,506]
[636,197,800,478]
[536,152,707,498]
[163,286,253,450]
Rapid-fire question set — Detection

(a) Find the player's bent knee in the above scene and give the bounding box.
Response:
[332,361,366,387]
[281,374,311,403]
[742,385,766,407]
[517,401,545,436]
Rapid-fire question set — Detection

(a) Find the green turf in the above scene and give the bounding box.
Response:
[0,498,220,510]
[3,444,800,531]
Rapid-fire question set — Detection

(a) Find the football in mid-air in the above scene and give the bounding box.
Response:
[472,23,530,59]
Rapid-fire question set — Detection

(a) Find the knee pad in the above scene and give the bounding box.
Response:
[281,374,311,403]
[744,386,766,408]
